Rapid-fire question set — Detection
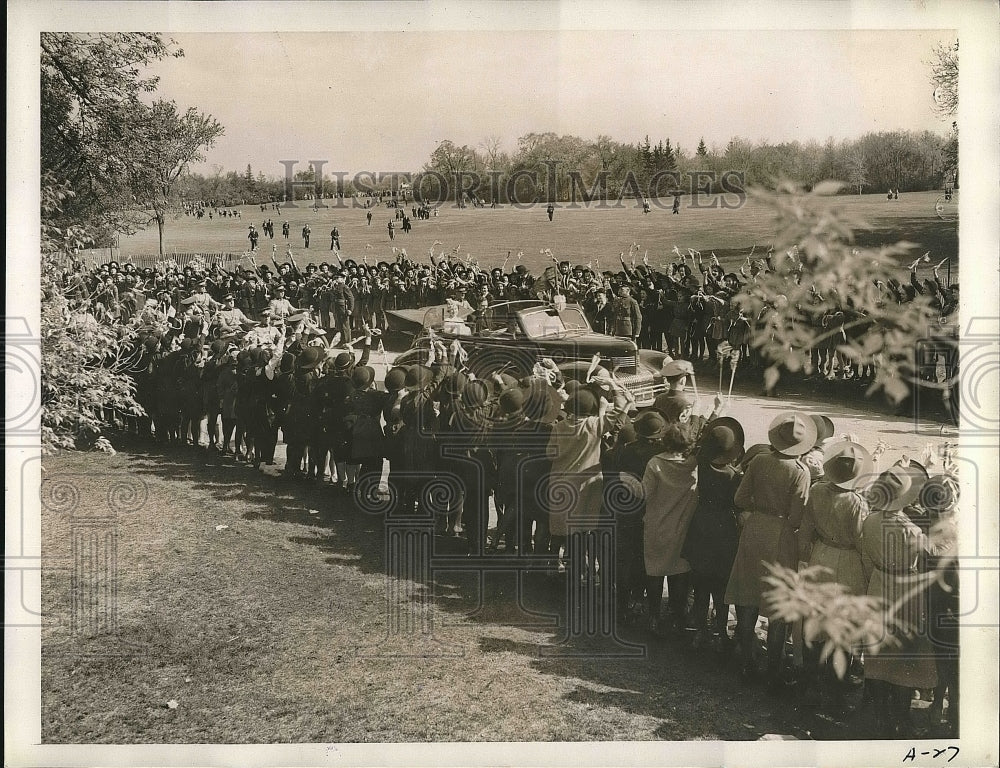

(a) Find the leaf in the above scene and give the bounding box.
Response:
[832,648,848,680]
[763,366,780,392]
[811,180,846,196]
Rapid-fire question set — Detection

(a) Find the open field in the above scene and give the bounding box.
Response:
[117,191,958,277]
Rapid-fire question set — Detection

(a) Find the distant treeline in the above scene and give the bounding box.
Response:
[173,128,957,206]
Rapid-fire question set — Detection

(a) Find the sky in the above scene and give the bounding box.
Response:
[143,28,957,178]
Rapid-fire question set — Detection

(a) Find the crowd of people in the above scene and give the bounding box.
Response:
[55,243,960,738]
[65,240,958,387]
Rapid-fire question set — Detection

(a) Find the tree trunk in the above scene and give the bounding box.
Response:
[157,213,166,259]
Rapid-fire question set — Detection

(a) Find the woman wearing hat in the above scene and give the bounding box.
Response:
[342,365,388,502]
[860,463,938,737]
[682,417,745,651]
[608,410,669,624]
[922,473,959,736]
[796,440,873,699]
[392,364,438,515]
[280,346,324,480]
[800,414,836,482]
[640,423,699,636]
[725,411,816,687]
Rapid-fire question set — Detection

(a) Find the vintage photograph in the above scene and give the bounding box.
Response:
[7,2,999,766]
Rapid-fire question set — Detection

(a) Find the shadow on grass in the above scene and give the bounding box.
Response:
[114,429,918,742]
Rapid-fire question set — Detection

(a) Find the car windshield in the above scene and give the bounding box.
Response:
[559,306,590,331]
[519,307,590,339]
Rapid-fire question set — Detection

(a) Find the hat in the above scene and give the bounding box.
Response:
[633,411,668,440]
[822,440,874,490]
[810,414,836,446]
[404,364,433,391]
[351,365,375,389]
[498,386,526,416]
[919,474,958,513]
[296,346,324,371]
[700,424,743,465]
[279,352,296,374]
[767,412,818,457]
[522,380,562,424]
[333,352,354,372]
[444,371,469,397]
[462,379,489,408]
[210,339,228,355]
[385,366,409,391]
[567,390,598,418]
[223,293,235,301]
[661,358,694,378]
[867,464,924,511]
[254,347,271,366]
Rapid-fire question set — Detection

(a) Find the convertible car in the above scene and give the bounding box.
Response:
[387,300,668,407]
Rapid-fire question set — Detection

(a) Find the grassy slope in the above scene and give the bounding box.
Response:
[115,191,957,277]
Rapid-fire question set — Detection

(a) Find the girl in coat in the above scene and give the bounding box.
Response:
[683,418,745,651]
[641,424,699,635]
[861,463,938,738]
[796,440,873,700]
[726,412,815,687]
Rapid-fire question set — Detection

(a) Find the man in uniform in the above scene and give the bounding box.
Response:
[267,285,296,321]
[302,224,311,248]
[612,285,642,342]
[329,274,355,345]
[189,280,221,316]
[211,293,252,338]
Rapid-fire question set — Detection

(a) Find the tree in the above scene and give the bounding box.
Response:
[40,180,144,453]
[41,32,184,243]
[733,180,941,404]
[125,100,224,257]
[845,150,868,195]
[929,40,958,119]
[479,135,506,170]
[424,140,480,202]
[696,137,708,158]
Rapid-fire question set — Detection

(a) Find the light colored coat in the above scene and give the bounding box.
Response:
[641,454,699,577]
[725,451,810,612]
[798,481,869,596]
[546,415,605,536]
[861,509,938,688]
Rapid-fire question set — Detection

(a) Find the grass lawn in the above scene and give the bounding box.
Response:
[115,191,958,278]
[41,437,862,744]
